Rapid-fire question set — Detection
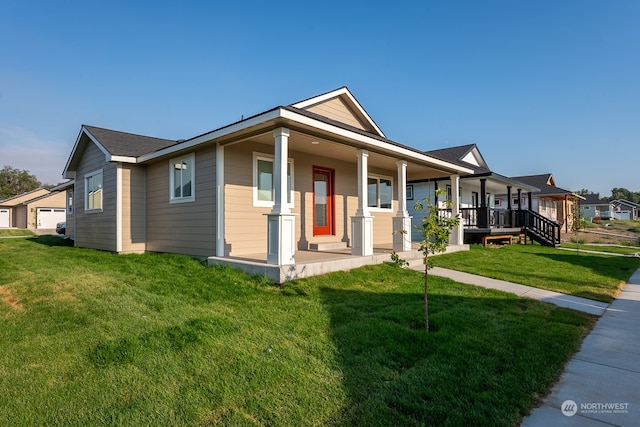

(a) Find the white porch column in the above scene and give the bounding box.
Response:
[393,160,412,252]
[449,174,463,245]
[267,127,295,265]
[351,149,373,256]
[216,143,225,257]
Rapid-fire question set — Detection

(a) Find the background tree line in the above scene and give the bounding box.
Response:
[576,187,640,204]
[0,165,48,199]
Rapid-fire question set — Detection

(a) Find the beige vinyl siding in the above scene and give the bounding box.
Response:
[146,148,216,257]
[120,165,146,253]
[0,188,49,207]
[75,141,117,251]
[223,142,397,256]
[305,97,371,132]
[367,166,396,247]
[224,142,269,256]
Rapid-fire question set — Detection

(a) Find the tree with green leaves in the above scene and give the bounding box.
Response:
[569,196,585,254]
[609,187,640,204]
[0,166,42,199]
[413,188,460,332]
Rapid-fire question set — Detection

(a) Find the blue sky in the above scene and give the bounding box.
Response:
[1,0,638,196]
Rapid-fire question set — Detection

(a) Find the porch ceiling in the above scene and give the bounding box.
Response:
[244,130,458,179]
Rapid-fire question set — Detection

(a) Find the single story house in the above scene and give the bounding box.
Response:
[0,188,66,230]
[611,199,640,220]
[495,174,584,232]
[61,87,473,282]
[407,144,563,246]
[580,193,614,220]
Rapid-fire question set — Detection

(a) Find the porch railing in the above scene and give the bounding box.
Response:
[515,209,561,247]
[438,207,561,247]
[453,207,514,228]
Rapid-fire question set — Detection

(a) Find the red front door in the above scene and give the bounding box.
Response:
[313,167,334,236]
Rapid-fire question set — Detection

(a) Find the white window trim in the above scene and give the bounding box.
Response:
[252,152,294,208]
[84,168,103,213]
[169,153,196,204]
[67,190,74,214]
[368,173,393,212]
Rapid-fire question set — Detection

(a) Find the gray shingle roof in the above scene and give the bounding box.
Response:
[510,174,574,196]
[83,125,178,157]
[582,193,608,204]
[424,144,490,174]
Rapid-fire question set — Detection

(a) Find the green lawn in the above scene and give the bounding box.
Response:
[431,244,640,303]
[560,243,640,255]
[0,236,595,426]
[0,229,35,237]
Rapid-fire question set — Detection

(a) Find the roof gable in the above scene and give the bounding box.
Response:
[611,199,640,208]
[510,174,580,197]
[291,87,385,138]
[424,144,490,174]
[83,126,177,157]
[0,188,50,206]
[63,125,177,178]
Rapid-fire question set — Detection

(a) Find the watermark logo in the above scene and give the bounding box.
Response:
[561,400,577,417]
[561,399,630,417]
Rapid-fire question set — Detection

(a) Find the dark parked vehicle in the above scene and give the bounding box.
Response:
[56,221,66,235]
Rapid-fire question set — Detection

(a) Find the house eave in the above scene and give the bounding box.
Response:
[137,107,472,175]
[63,126,117,176]
[111,155,138,163]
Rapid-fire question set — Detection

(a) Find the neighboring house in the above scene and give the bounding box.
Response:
[495,174,584,232]
[0,188,66,230]
[50,180,75,237]
[581,193,614,220]
[610,199,640,220]
[61,87,472,282]
[407,144,561,246]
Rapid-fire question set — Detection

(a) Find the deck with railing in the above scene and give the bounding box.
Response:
[438,207,561,247]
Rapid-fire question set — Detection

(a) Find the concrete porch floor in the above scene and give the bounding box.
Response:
[207,243,469,283]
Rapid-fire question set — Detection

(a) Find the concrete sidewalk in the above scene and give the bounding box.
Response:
[521,268,640,426]
[415,264,640,425]
[416,266,609,315]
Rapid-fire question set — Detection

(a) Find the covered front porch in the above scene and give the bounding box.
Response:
[208,242,469,284]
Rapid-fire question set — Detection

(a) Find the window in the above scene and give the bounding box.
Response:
[368,175,392,210]
[406,185,413,200]
[170,154,195,203]
[85,169,103,211]
[253,153,294,207]
[67,190,74,214]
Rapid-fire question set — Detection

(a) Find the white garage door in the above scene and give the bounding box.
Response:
[614,211,631,220]
[37,208,66,229]
[0,209,9,228]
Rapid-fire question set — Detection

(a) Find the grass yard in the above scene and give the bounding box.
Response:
[0,229,35,237]
[0,236,595,426]
[431,244,640,303]
[560,243,640,255]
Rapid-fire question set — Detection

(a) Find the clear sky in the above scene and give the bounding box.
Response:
[1,0,638,196]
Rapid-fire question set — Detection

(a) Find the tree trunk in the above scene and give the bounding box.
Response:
[424,253,429,332]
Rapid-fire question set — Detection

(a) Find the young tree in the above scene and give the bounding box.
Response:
[413,188,460,332]
[0,166,42,199]
[568,198,585,254]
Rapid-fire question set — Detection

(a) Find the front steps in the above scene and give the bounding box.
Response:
[309,241,348,251]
